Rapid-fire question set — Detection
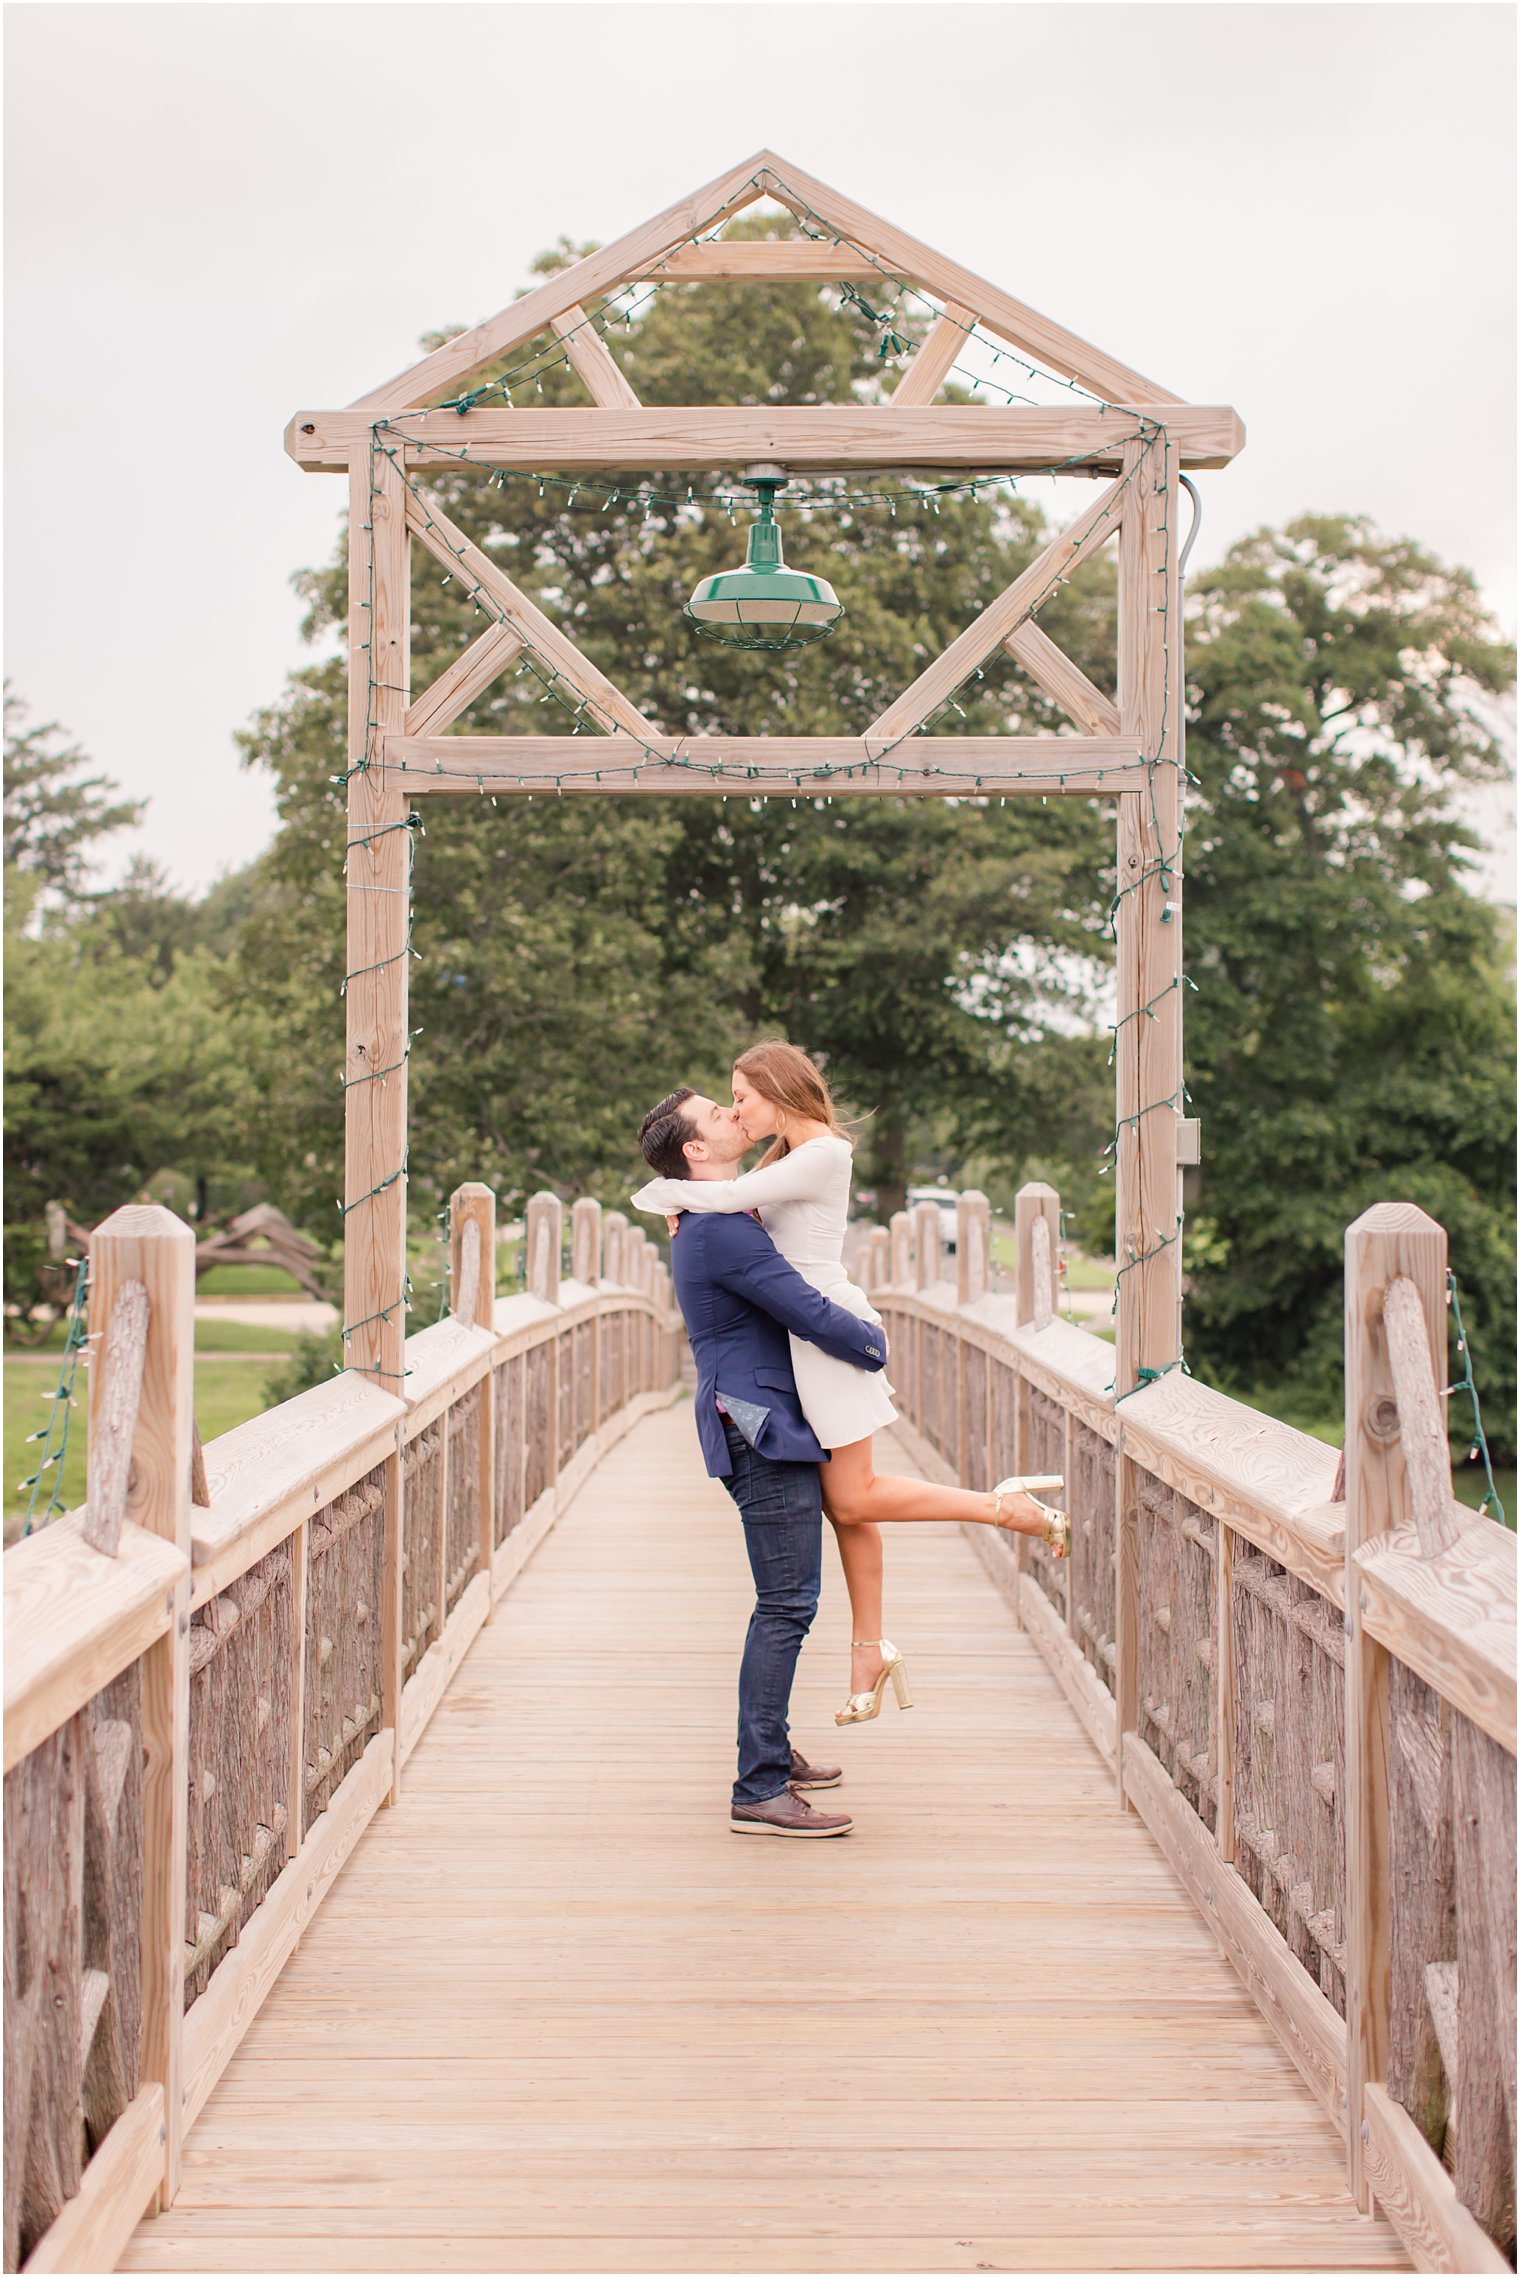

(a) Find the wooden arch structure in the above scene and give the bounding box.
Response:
[285,148,1245,1395]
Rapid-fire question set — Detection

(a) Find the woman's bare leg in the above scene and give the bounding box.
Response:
[821,1437,1047,1533]
[827,1513,887,1695]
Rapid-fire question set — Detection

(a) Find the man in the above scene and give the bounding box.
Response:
[638,1087,888,1839]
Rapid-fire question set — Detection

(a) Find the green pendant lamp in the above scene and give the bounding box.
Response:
[685,466,844,652]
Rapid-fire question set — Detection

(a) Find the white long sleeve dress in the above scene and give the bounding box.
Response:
[631,1135,898,1449]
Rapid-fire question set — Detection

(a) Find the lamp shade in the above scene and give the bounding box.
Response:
[685,480,844,652]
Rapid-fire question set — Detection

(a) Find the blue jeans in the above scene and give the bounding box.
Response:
[719,1417,823,1805]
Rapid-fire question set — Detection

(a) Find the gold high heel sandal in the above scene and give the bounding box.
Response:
[992,1473,1071,1559]
[836,1639,914,1726]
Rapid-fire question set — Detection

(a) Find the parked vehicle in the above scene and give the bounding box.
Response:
[905,1184,960,1253]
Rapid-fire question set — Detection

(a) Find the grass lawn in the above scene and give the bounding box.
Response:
[8,1317,299,1357]
[5,1355,286,1545]
[195,1261,317,1297]
[987,1223,1115,1292]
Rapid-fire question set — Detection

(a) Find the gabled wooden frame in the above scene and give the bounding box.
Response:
[296,150,1243,1403]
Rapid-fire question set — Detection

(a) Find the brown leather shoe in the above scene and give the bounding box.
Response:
[731,1785,854,1838]
[789,1745,842,1789]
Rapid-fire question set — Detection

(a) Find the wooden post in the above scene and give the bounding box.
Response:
[1344,1203,1448,2208]
[571,1196,602,1286]
[89,1204,195,2209]
[527,1194,563,1490]
[573,1200,603,1435]
[957,1191,990,1306]
[602,1211,627,1286]
[913,1201,941,1291]
[451,1183,497,1623]
[380,1429,404,1806]
[1216,1521,1236,1865]
[1014,1183,1059,1328]
[889,1210,914,1289]
[526,1192,562,1305]
[864,1226,890,1295]
[343,444,411,1391]
[1113,429,1184,1397]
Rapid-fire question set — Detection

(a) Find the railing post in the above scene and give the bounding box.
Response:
[1012,1184,1060,1637]
[572,1198,603,1437]
[956,1191,990,1308]
[889,1210,913,1290]
[951,1195,988,1486]
[451,1183,497,1623]
[571,1196,602,1286]
[526,1193,563,1496]
[1344,1202,1448,2207]
[864,1227,890,1295]
[526,1192,563,1306]
[89,1204,196,2208]
[602,1210,627,1288]
[1015,1181,1058,1331]
[913,1200,941,1291]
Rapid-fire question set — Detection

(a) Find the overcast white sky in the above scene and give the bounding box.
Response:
[4,0,1515,898]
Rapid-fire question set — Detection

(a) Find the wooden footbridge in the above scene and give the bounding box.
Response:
[5,1184,1514,2275]
[7,154,1515,2276]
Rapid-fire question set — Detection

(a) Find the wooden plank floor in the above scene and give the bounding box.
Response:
[125,1402,1406,2273]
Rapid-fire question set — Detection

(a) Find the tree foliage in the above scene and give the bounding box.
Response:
[1177,516,1516,1449]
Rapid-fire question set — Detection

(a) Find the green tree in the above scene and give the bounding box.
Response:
[1179,516,1516,1456]
[3,863,277,1327]
[3,687,143,906]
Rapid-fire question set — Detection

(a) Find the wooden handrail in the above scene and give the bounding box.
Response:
[871,1180,1514,2273]
[4,1189,685,2277]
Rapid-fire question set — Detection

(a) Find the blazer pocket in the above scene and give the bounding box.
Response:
[752,1367,795,1391]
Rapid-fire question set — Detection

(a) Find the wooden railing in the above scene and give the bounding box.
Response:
[2,1188,683,2275]
[862,1186,1516,2275]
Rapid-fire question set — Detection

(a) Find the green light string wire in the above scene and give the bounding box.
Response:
[19,1255,89,1531]
[1447,1268,1507,1524]
[379,421,1128,522]
[379,414,1197,1396]
[440,286,662,415]
[381,425,1165,793]
[339,186,1192,1384]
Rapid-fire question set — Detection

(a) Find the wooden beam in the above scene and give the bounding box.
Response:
[344,450,411,1391]
[404,487,661,741]
[384,733,1148,799]
[649,239,903,282]
[286,404,1247,475]
[754,151,1182,405]
[403,621,523,740]
[1112,433,1184,1395]
[867,480,1124,743]
[549,306,642,411]
[349,152,773,414]
[1004,621,1121,736]
[890,301,976,409]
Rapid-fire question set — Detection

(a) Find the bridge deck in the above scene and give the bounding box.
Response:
[124,1403,1404,2273]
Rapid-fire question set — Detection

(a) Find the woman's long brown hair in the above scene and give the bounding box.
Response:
[733,1041,852,1169]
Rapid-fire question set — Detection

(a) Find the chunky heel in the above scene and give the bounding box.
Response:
[836,1638,913,1725]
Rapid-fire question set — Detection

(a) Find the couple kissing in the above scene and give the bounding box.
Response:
[634,1041,1067,1840]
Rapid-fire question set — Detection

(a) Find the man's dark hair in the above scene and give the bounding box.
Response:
[639,1087,697,1181]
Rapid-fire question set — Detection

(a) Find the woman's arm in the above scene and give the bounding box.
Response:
[631,1138,846,1219]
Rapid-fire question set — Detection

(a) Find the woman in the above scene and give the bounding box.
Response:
[632,1041,1066,1728]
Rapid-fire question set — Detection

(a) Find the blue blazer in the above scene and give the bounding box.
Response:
[668,1211,887,1479]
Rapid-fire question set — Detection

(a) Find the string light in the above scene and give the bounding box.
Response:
[1446,1268,1507,1524]
[18,1256,89,1531]
[334,176,1193,1389]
